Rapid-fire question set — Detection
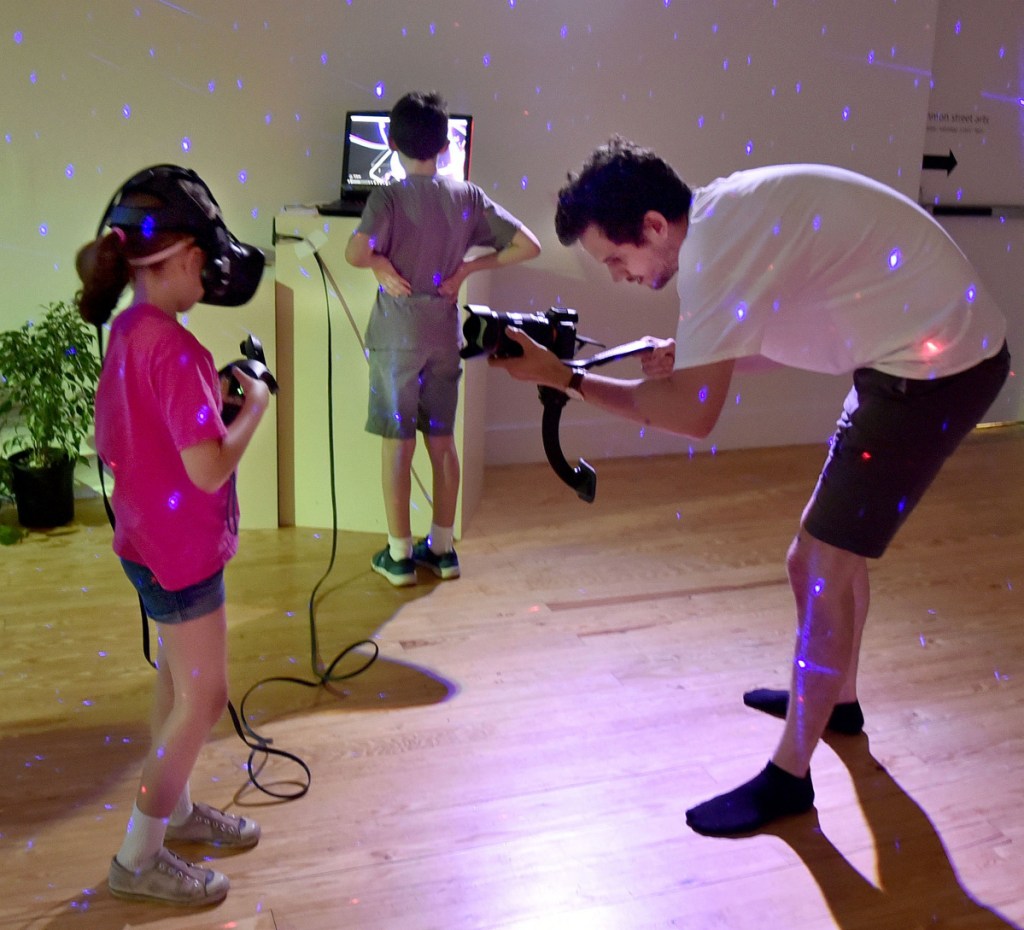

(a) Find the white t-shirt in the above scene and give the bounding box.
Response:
[674,164,1006,379]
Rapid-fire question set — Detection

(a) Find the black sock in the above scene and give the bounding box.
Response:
[685,762,814,837]
[743,688,864,735]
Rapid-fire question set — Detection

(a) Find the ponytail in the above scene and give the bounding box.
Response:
[75,230,130,326]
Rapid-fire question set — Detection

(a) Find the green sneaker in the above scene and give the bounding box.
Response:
[371,546,417,587]
[412,538,460,580]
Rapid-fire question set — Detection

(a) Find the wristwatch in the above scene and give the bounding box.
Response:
[565,368,586,401]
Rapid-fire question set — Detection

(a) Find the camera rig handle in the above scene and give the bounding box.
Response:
[538,386,597,503]
[540,339,654,504]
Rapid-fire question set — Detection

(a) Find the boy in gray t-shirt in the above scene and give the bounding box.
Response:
[345,90,540,586]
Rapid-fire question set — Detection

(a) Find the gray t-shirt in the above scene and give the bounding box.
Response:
[356,174,522,351]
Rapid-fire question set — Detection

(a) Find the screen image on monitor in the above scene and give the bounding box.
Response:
[342,111,473,190]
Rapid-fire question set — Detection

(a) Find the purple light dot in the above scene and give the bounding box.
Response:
[735,302,747,320]
[520,176,528,190]
[483,53,491,66]
[888,248,901,269]
[121,104,131,119]
[374,81,385,97]
[264,113,272,124]
[320,52,328,65]
[14,30,24,44]
[167,491,181,511]
[65,164,74,178]
[745,139,754,155]
[181,136,191,152]
[29,71,37,84]
[39,224,48,237]
[238,170,248,184]
[842,106,851,121]
[207,80,216,93]
[965,283,976,302]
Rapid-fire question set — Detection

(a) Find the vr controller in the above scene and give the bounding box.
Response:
[219,335,279,425]
[460,304,653,503]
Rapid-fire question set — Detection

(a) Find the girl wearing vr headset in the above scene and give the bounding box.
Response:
[76,165,268,906]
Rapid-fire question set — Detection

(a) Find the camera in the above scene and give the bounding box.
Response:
[218,334,279,425]
[460,304,579,361]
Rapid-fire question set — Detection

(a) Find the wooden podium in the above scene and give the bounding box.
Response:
[273,210,485,536]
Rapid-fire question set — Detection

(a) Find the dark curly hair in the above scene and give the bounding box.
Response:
[555,136,692,246]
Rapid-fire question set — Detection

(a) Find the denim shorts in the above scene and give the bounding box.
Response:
[120,559,226,624]
[803,342,1010,558]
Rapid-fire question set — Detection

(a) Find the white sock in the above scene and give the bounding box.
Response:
[167,782,193,827]
[116,802,167,870]
[429,525,454,554]
[388,535,413,561]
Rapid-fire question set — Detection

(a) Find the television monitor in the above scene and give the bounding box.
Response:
[320,110,473,215]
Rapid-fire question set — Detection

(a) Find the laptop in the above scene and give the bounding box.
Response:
[319,110,473,216]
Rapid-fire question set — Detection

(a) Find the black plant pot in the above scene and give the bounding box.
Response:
[8,449,76,528]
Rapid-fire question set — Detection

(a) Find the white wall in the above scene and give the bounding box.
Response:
[2,0,1020,471]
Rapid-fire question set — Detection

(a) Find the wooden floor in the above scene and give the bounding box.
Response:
[3,425,1024,930]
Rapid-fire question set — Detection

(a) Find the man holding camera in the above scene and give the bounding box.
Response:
[492,136,1009,836]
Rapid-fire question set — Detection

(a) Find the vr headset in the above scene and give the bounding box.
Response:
[98,164,264,307]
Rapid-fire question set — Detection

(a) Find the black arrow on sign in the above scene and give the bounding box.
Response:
[922,150,958,175]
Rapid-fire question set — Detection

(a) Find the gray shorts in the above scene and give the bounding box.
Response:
[803,342,1010,558]
[365,345,462,440]
[121,559,226,624]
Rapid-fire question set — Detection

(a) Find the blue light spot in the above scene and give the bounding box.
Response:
[374,81,385,97]
[745,139,754,155]
[65,164,74,178]
[812,577,826,596]
[167,491,182,511]
[560,24,568,39]
[520,176,528,190]
[965,283,977,302]
[888,248,901,269]
[181,136,191,152]
[14,30,24,43]
[196,404,211,425]
[698,385,709,403]
[121,104,131,119]
[812,214,822,231]
[483,53,491,66]
[29,71,37,84]
[842,106,851,121]
[38,224,48,237]
[238,170,248,184]
[735,302,747,320]
[207,80,216,93]
[320,52,328,65]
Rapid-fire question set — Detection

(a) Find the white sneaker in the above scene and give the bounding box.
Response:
[108,846,229,905]
[164,801,261,848]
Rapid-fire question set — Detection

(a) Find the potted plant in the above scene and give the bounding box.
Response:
[0,300,102,527]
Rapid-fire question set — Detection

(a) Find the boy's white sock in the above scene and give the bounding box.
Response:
[388,535,413,561]
[428,525,454,554]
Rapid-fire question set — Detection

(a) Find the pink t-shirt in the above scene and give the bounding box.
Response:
[95,303,237,591]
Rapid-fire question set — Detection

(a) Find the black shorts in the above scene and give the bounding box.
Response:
[803,342,1010,558]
